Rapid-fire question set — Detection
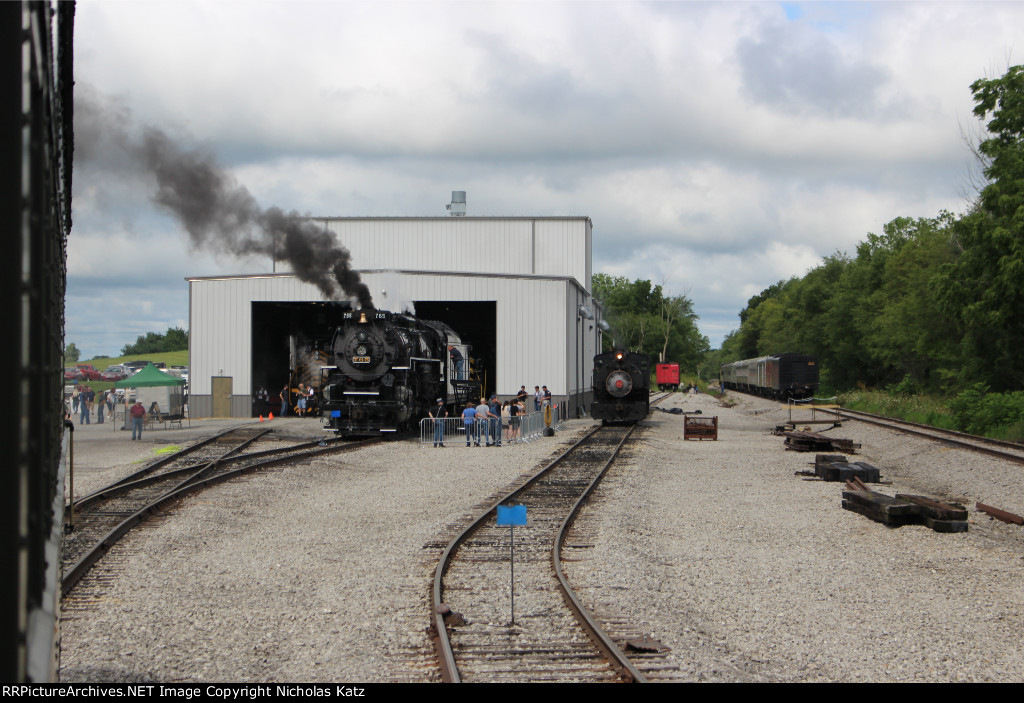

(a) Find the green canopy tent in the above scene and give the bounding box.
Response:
[114,363,188,429]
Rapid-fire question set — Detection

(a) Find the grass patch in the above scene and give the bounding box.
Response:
[838,390,956,430]
[837,388,1024,442]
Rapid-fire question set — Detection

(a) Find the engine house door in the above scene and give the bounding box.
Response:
[212,376,232,417]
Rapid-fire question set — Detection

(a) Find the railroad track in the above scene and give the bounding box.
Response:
[62,428,378,596]
[834,407,1024,465]
[431,422,675,683]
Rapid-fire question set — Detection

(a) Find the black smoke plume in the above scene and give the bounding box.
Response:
[77,89,373,307]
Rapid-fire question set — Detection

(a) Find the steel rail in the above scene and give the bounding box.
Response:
[68,427,271,511]
[552,424,646,683]
[431,424,646,683]
[71,434,341,511]
[835,407,1024,465]
[61,438,379,596]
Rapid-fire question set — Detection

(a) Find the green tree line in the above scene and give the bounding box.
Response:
[592,274,709,372]
[121,327,189,356]
[715,65,1024,400]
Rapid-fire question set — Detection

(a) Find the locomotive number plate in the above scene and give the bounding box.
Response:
[351,356,371,364]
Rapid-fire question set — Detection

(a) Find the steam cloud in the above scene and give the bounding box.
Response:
[77,89,373,307]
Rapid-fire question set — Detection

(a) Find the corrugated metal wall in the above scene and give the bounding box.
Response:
[189,217,599,418]
[305,217,590,287]
[189,272,600,417]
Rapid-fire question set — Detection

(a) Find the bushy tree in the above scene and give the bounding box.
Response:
[63,342,80,364]
[592,274,708,369]
[121,327,189,355]
[934,65,1024,390]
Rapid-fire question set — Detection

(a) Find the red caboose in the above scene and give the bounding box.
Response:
[656,362,680,391]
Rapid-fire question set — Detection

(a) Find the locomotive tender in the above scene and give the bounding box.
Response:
[592,349,651,423]
[719,353,819,399]
[321,309,475,435]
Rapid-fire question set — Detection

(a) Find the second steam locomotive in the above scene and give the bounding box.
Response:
[321,309,475,435]
[591,349,651,423]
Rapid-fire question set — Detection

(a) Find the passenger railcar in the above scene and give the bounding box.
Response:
[719,353,818,399]
[592,350,651,423]
[321,309,477,435]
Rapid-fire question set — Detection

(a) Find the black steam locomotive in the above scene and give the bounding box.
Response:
[591,349,651,423]
[321,309,477,435]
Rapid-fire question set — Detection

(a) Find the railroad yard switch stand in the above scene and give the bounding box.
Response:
[842,483,968,533]
[786,398,841,428]
[684,415,718,440]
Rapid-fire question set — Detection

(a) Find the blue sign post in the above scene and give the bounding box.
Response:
[496,503,527,625]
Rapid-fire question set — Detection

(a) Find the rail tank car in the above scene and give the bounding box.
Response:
[321,309,477,435]
[719,353,818,399]
[592,350,651,423]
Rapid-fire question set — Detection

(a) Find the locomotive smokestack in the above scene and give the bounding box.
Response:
[77,89,373,306]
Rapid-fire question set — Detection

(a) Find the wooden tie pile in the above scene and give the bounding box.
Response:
[780,429,860,453]
[842,479,969,533]
[812,454,968,533]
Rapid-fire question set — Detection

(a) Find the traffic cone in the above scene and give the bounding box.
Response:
[259,415,264,422]
[269,412,274,420]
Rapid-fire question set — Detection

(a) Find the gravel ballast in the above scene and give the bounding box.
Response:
[60,399,1024,682]
[565,391,1024,683]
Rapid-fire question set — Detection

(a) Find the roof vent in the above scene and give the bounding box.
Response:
[446,191,466,216]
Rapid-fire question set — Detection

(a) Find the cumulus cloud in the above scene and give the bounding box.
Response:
[66,0,1024,355]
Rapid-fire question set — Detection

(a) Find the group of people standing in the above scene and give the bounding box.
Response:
[69,385,116,425]
[254,384,319,418]
[428,383,552,448]
[65,386,150,441]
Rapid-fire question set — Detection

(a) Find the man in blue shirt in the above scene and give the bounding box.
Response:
[462,402,478,447]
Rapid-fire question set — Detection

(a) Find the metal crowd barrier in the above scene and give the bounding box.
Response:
[419,405,566,445]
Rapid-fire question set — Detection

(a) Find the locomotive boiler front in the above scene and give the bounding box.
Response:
[334,326,384,379]
[604,367,634,397]
[591,349,651,423]
[322,309,444,435]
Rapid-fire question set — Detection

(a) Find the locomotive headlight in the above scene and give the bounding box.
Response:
[356,344,367,356]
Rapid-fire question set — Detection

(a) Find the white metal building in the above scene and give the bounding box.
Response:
[187,216,604,418]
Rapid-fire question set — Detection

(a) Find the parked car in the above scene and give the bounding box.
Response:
[123,360,152,375]
[168,365,189,382]
[101,365,128,382]
[75,364,102,381]
[64,367,83,382]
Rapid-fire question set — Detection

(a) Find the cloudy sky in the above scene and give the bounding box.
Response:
[68,0,1023,359]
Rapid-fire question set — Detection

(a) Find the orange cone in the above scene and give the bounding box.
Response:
[269,412,274,420]
[259,415,264,422]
